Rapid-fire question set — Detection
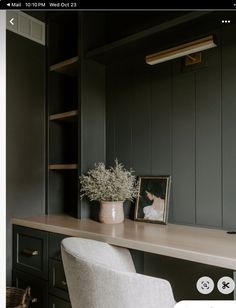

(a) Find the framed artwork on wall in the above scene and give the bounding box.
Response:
[134,176,171,224]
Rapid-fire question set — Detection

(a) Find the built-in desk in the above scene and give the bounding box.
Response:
[12,214,236,271]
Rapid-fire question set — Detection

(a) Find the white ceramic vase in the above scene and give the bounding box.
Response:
[99,201,124,224]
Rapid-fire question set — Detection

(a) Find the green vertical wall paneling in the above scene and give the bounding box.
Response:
[131,61,152,174]
[150,63,172,175]
[105,25,236,228]
[79,13,106,219]
[150,63,173,221]
[113,63,133,168]
[80,60,106,171]
[80,59,106,218]
[106,62,135,217]
[106,65,116,166]
[222,25,236,229]
[195,46,222,227]
[172,61,196,224]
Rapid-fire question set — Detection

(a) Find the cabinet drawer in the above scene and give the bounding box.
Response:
[13,269,48,308]
[49,259,69,301]
[48,295,71,308]
[13,225,48,279]
[49,232,68,260]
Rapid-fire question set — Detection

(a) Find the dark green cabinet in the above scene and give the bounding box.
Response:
[49,233,67,260]
[13,225,48,279]
[49,259,70,301]
[13,225,71,307]
[49,296,72,308]
[13,269,48,308]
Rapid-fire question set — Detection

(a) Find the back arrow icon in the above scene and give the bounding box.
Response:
[10,18,14,26]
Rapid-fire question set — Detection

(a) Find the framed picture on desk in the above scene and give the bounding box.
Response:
[134,176,171,224]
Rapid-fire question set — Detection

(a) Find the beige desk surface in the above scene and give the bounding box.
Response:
[12,214,236,271]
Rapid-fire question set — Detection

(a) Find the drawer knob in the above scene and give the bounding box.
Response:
[31,297,38,303]
[23,249,39,256]
[61,280,67,286]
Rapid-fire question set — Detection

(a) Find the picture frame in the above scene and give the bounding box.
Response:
[134,176,171,224]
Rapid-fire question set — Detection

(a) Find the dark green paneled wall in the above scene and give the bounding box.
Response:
[80,59,106,218]
[222,26,236,229]
[6,31,45,284]
[106,25,236,229]
[172,65,196,224]
[195,40,222,227]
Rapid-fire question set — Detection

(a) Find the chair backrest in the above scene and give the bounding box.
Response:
[61,237,175,308]
[61,237,136,272]
[61,237,136,308]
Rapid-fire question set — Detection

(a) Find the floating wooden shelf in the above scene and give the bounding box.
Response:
[50,56,79,77]
[49,110,78,121]
[48,164,78,170]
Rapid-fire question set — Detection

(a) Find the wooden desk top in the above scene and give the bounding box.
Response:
[12,214,236,270]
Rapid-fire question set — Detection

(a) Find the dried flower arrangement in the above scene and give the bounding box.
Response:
[79,160,139,202]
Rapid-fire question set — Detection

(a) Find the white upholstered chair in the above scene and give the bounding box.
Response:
[61,237,176,308]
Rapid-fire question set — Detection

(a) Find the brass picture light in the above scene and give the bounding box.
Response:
[146,35,217,66]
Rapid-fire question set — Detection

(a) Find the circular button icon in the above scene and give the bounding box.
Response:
[217,276,235,294]
[196,276,214,294]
